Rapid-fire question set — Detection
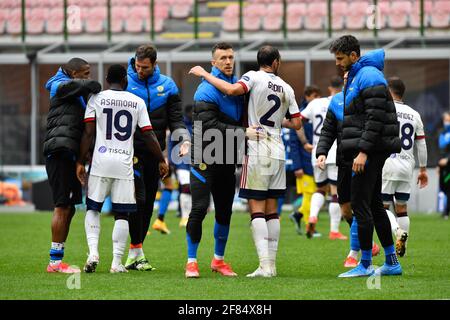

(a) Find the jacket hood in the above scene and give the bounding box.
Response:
[349,49,385,78]
[127,57,161,85]
[45,67,70,92]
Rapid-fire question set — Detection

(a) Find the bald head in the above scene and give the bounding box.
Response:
[64,57,90,79]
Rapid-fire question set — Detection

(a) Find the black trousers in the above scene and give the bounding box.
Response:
[350,153,394,251]
[129,153,160,245]
[186,164,236,243]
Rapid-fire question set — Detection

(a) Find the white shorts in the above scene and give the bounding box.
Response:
[239,155,286,199]
[313,163,338,186]
[87,175,136,213]
[176,168,190,186]
[381,179,411,204]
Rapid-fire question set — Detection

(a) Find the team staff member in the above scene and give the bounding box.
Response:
[125,44,190,271]
[328,36,402,278]
[44,58,101,273]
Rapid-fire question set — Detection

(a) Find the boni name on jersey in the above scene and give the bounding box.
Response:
[100,98,138,109]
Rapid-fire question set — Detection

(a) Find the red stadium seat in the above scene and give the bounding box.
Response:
[171,0,193,19]
[46,7,64,34]
[304,3,326,30]
[1,0,20,9]
[430,0,450,28]
[5,8,21,35]
[346,1,370,30]
[331,1,348,30]
[262,3,283,31]
[26,7,49,34]
[144,17,164,33]
[286,3,306,31]
[221,4,239,32]
[85,6,107,34]
[111,6,128,33]
[243,4,265,31]
[389,1,411,29]
[410,0,433,28]
[0,9,8,33]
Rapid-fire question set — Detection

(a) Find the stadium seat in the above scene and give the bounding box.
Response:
[221,4,240,32]
[46,7,64,34]
[304,2,326,30]
[243,4,265,31]
[111,6,128,33]
[66,5,83,34]
[125,6,147,33]
[26,7,49,35]
[410,0,432,28]
[430,0,450,28]
[0,9,8,34]
[376,0,390,29]
[5,8,21,35]
[0,0,20,9]
[286,3,306,31]
[170,0,193,19]
[262,3,283,31]
[331,1,348,30]
[144,17,164,33]
[389,1,411,29]
[85,6,107,34]
[346,1,369,30]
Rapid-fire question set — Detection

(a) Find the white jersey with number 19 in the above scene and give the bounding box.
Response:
[238,70,300,160]
[84,89,152,180]
[382,101,425,182]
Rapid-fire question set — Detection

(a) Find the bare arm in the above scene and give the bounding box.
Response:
[189,66,245,96]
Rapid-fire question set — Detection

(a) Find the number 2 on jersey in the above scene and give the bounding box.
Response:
[314,114,324,136]
[260,94,281,127]
[103,108,132,141]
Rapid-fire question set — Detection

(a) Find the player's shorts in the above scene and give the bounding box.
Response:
[382,179,411,205]
[176,168,190,186]
[86,175,137,213]
[239,155,286,200]
[313,163,338,187]
[296,174,316,195]
[337,165,352,205]
[45,151,82,207]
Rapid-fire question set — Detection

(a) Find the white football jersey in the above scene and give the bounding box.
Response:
[238,70,300,160]
[382,101,425,182]
[300,96,337,165]
[84,89,152,180]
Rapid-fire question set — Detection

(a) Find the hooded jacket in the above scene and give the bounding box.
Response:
[43,67,101,157]
[127,58,188,154]
[341,49,401,160]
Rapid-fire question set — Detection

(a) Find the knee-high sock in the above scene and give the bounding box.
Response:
[158,189,172,220]
[85,210,100,257]
[186,233,200,261]
[180,193,192,220]
[397,212,410,233]
[329,201,341,233]
[386,209,399,234]
[214,222,230,259]
[266,214,280,267]
[251,214,269,268]
[112,219,129,268]
[309,192,325,222]
[350,216,360,252]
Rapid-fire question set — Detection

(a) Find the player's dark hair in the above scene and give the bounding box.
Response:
[106,64,127,84]
[212,42,233,56]
[329,35,360,57]
[64,57,89,72]
[135,44,157,63]
[257,45,280,68]
[329,75,344,89]
[304,85,321,97]
[388,76,406,99]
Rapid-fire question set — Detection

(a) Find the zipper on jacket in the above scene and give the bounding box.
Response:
[145,78,151,111]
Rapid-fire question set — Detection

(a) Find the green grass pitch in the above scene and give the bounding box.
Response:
[0,210,449,300]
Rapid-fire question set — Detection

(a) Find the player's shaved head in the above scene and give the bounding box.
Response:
[329,75,344,89]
